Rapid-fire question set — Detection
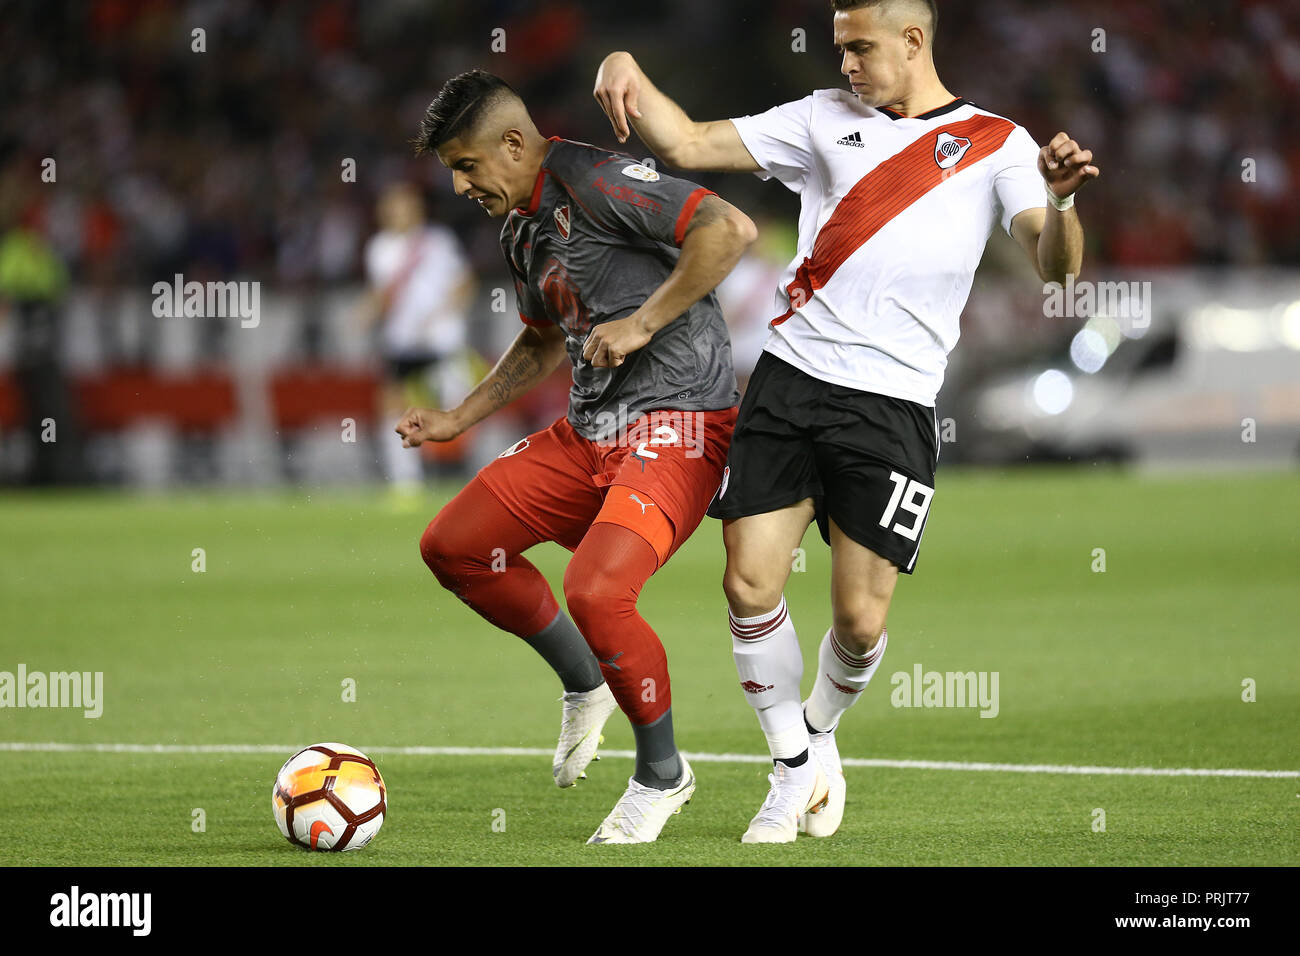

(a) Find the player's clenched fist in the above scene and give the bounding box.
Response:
[1039,131,1099,199]
[394,406,461,447]
[593,52,642,144]
[582,312,653,369]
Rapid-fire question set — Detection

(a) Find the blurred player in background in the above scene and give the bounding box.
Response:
[0,211,79,485]
[396,70,755,843]
[596,0,1099,842]
[357,182,476,505]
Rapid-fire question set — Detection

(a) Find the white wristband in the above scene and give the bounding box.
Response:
[1046,186,1075,211]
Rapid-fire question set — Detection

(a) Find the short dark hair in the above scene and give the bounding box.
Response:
[830,0,939,44]
[413,70,518,155]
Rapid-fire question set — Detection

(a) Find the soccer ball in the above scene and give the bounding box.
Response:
[272,742,387,851]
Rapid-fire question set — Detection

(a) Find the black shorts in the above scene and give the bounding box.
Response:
[384,352,444,382]
[707,351,939,573]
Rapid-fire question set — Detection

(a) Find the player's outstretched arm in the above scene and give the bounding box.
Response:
[395,323,567,447]
[1011,131,1099,284]
[582,195,757,369]
[593,52,760,173]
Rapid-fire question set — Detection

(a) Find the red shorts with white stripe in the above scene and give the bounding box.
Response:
[476,407,737,567]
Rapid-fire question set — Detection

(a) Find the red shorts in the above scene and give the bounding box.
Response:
[476,407,737,567]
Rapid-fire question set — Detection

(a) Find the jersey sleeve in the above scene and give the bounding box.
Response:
[568,156,716,247]
[497,226,551,327]
[994,125,1047,237]
[728,94,815,193]
[512,271,551,327]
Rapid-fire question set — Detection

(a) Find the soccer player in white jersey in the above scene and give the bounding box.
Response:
[594,0,1099,842]
[358,182,476,501]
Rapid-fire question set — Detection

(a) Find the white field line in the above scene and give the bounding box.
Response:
[0,742,1296,779]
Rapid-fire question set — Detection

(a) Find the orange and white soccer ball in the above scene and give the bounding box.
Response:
[272,742,387,851]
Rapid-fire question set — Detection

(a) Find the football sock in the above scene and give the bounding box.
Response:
[421,476,595,668]
[381,420,424,488]
[776,748,809,769]
[630,709,683,789]
[805,627,889,734]
[729,597,809,761]
[522,610,604,694]
[563,521,671,726]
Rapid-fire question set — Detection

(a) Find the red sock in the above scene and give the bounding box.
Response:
[563,522,670,725]
[420,477,559,638]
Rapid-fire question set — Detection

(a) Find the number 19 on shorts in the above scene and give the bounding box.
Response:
[878,471,934,541]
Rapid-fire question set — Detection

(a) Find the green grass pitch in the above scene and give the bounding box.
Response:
[1,468,1296,866]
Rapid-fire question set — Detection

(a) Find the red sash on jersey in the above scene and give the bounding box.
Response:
[377,232,430,316]
[771,114,1015,326]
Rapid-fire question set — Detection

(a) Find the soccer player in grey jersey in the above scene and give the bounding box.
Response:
[397,70,754,843]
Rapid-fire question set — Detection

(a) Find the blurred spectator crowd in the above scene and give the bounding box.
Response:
[0,0,1297,486]
[1,0,1297,293]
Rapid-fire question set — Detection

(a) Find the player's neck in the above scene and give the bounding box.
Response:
[881,77,956,118]
[509,136,554,211]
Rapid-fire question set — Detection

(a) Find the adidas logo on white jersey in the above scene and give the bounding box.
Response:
[836,130,865,148]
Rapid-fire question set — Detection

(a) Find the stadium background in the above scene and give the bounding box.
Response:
[2,0,1298,484]
[0,0,1297,871]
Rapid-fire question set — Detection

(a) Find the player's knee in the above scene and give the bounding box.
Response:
[562,585,615,653]
[831,614,887,657]
[562,564,630,638]
[722,564,783,618]
[419,515,465,579]
[418,519,445,572]
[562,584,601,638]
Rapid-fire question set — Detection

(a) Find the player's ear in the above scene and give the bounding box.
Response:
[904,25,923,58]
[503,128,525,161]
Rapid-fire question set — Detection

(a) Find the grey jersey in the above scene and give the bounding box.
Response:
[500,138,739,441]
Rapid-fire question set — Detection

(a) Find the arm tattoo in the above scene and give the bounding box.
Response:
[487,344,543,407]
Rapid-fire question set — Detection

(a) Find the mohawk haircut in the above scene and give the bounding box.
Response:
[413,70,519,156]
[830,0,939,45]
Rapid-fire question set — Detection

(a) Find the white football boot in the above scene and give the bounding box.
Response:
[553,682,618,788]
[586,758,696,844]
[799,727,845,837]
[741,758,829,844]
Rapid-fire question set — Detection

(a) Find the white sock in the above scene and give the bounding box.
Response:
[382,430,424,488]
[805,627,889,734]
[730,597,808,761]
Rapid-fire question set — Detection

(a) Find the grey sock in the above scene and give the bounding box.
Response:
[632,709,683,789]
[522,610,604,693]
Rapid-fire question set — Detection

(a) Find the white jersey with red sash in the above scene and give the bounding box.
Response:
[364,224,470,357]
[730,90,1045,406]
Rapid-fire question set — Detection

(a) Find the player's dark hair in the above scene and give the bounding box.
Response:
[830,0,938,45]
[413,70,519,155]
